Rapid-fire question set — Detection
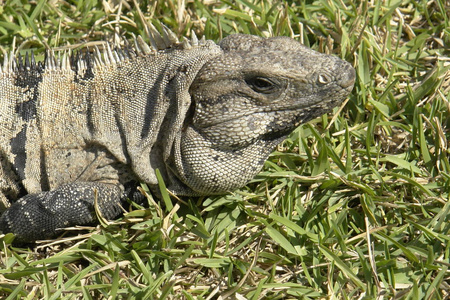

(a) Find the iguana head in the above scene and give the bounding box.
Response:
[169,34,355,195]
[190,34,355,148]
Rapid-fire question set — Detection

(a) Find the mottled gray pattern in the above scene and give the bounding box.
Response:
[0,31,355,242]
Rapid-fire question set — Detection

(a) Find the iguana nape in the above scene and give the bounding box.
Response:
[0,27,355,242]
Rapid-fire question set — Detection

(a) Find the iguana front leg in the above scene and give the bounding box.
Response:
[0,182,123,242]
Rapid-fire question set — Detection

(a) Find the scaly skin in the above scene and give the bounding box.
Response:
[0,32,355,242]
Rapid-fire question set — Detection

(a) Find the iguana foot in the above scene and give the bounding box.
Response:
[0,182,123,242]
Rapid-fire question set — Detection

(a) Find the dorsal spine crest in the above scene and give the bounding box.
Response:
[0,26,205,75]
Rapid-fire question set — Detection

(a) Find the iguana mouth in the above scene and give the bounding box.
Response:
[195,95,346,130]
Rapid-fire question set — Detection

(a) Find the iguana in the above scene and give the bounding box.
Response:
[0,27,355,242]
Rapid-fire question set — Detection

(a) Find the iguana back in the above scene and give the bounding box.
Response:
[0,30,355,242]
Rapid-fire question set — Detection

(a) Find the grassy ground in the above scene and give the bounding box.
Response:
[0,0,449,299]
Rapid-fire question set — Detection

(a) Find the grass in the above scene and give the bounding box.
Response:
[0,0,449,299]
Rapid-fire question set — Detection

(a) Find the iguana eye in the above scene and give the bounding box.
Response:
[245,76,278,94]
